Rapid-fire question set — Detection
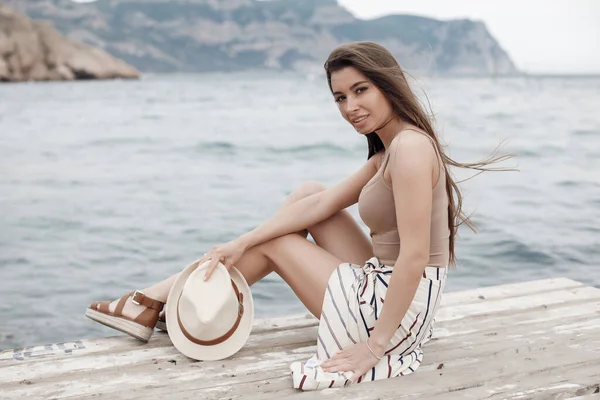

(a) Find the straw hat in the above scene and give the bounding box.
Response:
[166,259,254,361]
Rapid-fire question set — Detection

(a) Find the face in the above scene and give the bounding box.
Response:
[330,66,394,135]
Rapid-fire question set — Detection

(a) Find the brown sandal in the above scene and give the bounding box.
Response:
[85,290,165,342]
[156,311,167,332]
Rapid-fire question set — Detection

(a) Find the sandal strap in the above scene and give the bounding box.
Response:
[133,308,161,328]
[114,291,134,317]
[131,290,165,311]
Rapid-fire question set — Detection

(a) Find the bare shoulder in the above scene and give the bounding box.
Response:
[390,130,437,162]
[383,130,438,186]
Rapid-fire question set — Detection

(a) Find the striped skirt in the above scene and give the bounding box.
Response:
[290,257,447,391]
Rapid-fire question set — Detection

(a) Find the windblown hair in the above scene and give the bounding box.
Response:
[324,42,511,266]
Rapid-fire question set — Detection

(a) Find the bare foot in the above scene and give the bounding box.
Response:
[94,295,148,320]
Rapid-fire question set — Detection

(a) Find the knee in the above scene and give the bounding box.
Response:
[288,181,326,201]
[260,233,302,259]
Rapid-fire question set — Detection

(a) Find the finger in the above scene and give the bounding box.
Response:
[198,253,209,266]
[322,354,346,368]
[351,370,366,383]
[218,255,229,267]
[322,357,351,371]
[222,257,234,269]
[200,248,217,264]
[204,246,220,261]
[330,348,350,360]
[324,362,354,373]
[204,254,221,281]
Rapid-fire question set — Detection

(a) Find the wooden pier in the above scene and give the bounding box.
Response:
[1,277,599,399]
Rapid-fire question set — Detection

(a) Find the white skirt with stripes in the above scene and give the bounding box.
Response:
[290,257,447,391]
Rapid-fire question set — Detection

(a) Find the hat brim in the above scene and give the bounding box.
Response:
[165,259,254,361]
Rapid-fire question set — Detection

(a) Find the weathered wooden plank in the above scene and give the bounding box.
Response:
[402,360,600,400]
[440,277,583,307]
[2,279,598,400]
[268,341,600,400]
[0,336,156,366]
[125,345,600,400]
[0,321,317,369]
[474,378,599,400]
[0,313,318,367]
[3,289,596,388]
[0,278,590,370]
[0,325,319,385]
[569,393,600,400]
[251,313,317,333]
[435,286,600,322]
[434,297,600,339]
[422,317,600,367]
[0,277,579,366]
[3,282,596,372]
[0,345,316,399]
[124,314,600,398]
[296,360,600,400]
[7,309,598,400]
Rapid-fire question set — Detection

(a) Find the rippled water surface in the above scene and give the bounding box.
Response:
[1,73,599,349]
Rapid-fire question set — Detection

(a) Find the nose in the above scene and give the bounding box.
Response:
[345,96,359,114]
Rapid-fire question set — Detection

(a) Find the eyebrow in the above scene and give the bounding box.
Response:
[332,80,369,96]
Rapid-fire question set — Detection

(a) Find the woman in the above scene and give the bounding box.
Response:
[86,41,506,388]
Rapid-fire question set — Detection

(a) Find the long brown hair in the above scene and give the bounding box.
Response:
[324,42,512,266]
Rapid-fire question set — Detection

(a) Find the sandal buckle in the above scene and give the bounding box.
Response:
[131,290,144,305]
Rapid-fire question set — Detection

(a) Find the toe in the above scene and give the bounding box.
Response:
[92,301,111,313]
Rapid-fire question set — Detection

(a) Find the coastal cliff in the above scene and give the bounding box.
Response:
[0,4,139,82]
[13,0,518,76]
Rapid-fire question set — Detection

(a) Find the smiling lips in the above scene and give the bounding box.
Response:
[352,115,368,124]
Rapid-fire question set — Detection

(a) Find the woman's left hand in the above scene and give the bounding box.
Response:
[321,341,383,383]
[200,238,249,281]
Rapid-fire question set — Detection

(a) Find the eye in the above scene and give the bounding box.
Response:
[335,95,346,103]
[356,86,367,94]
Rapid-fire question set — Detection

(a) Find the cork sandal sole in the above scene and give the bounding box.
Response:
[85,308,153,342]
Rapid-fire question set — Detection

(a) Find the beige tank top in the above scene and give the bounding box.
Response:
[358,133,450,267]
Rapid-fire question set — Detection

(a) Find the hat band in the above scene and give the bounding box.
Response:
[177,279,245,346]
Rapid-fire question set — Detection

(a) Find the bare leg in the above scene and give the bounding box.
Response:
[287,182,373,265]
[102,181,372,319]
[278,181,373,265]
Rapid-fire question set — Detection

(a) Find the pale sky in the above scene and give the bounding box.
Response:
[339,0,600,74]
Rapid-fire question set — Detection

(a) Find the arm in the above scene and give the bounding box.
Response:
[368,134,437,354]
[238,155,381,250]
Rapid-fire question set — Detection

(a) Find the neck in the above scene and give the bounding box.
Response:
[375,117,408,150]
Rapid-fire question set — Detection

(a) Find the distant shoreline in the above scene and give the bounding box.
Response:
[2,70,600,86]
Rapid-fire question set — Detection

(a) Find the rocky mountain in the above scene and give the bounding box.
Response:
[0,4,139,82]
[9,0,518,76]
